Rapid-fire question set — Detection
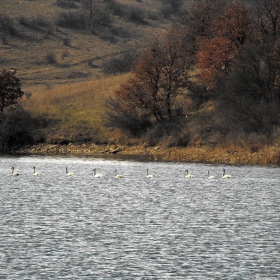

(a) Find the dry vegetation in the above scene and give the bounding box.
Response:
[1,1,280,165]
[1,0,171,92]
[22,73,131,143]
[0,0,172,142]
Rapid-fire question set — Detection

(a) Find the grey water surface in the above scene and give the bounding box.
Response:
[0,155,279,279]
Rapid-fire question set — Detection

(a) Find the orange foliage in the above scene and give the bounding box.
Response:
[197,37,236,89]
[115,76,148,111]
[211,4,251,45]
[115,31,190,122]
[197,3,251,89]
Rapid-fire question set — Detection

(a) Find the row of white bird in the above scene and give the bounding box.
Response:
[10,167,233,179]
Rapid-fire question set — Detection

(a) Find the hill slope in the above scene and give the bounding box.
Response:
[1,0,172,93]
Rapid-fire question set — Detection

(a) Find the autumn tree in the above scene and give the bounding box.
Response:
[180,0,280,140]
[213,0,280,136]
[105,31,191,135]
[196,3,251,89]
[178,0,228,56]
[122,34,189,120]
[0,69,24,117]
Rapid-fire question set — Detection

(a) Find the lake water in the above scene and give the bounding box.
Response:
[0,155,279,279]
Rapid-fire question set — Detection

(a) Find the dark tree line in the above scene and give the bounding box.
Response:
[0,69,46,151]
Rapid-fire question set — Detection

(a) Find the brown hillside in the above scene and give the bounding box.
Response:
[1,0,172,93]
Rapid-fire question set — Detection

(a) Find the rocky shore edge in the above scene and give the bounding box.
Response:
[14,142,280,166]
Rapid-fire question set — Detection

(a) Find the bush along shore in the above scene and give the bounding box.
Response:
[14,143,280,166]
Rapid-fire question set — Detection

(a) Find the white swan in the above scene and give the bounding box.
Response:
[66,167,74,176]
[93,168,104,178]
[146,169,153,178]
[114,170,123,178]
[185,170,193,178]
[222,168,232,178]
[11,167,19,176]
[33,166,41,176]
[208,170,216,179]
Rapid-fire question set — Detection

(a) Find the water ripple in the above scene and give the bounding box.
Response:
[0,156,279,279]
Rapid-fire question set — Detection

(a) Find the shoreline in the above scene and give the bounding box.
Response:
[12,143,280,166]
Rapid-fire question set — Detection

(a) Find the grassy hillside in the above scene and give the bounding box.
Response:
[21,73,131,143]
[0,0,178,144]
[1,0,172,93]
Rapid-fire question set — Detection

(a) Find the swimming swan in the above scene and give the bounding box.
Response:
[146,169,153,178]
[33,166,41,176]
[93,168,104,178]
[185,170,193,178]
[114,170,123,178]
[66,167,74,176]
[208,170,216,179]
[222,168,232,178]
[11,167,19,176]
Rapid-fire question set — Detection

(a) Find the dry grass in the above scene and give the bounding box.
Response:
[16,141,280,166]
[0,0,172,143]
[22,73,131,142]
[1,0,171,93]
[160,144,280,166]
